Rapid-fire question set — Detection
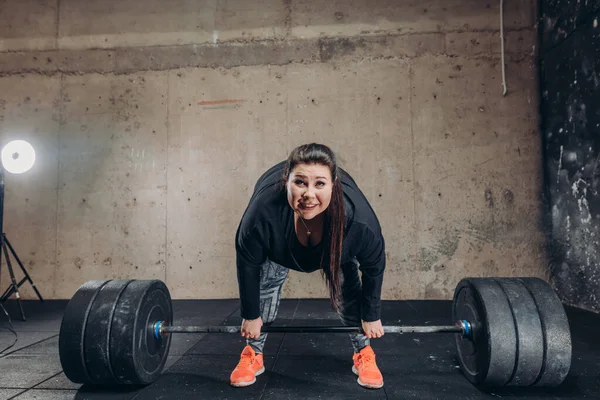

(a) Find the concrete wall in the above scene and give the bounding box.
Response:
[540,0,600,313]
[0,0,545,301]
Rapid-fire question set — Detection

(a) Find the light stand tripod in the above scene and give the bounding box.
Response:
[0,168,43,321]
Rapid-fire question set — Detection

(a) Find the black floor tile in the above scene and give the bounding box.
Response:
[276,317,381,357]
[134,355,276,399]
[565,305,598,324]
[171,299,239,326]
[167,299,243,356]
[62,385,144,400]
[571,332,600,355]
[377,351,581,400]
[0,389,25,400]
[34,372,81,391]
[288,299,454,326]
[283,299,341,320]
[235,298,342,321]
[552,348,600,399]
[377,328,599,399]
[167,333,204,356]
[380,300,454,326]
[162,355,183,372]
[277,331,360,357]
[0,332,57,356]
[1,300,68,332]
[186,331,286,356]
[373,329,456,356]
[405,300,454,318]
[11,389,79,400]
[380,300,420,322]
[12,335,58,355]
[263,355,386,400]
[0,353,62,388]
[375,345,476,400]
[566,310,600,346]
[31,354,186,392]
[267,299,299,319]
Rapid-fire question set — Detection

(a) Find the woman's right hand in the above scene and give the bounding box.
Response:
[241,317,263,339]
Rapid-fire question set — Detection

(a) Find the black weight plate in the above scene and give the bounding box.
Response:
[519,277,572,387]
[110,280,172,385]
[453,281,484,383]
[59,280,110,384]
[495,278,544,386]
[84,280,133,384]
[453,278,517,389]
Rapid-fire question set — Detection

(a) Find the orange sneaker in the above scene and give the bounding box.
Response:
[352,346,384,389]
[230,345,265,387]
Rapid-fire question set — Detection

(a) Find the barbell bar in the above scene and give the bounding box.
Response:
[153,321,471,336]
[58,277,572,390]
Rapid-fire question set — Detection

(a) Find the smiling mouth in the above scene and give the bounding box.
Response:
[300,203,318,210]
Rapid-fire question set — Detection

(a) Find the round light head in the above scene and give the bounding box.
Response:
[1,140,36,174]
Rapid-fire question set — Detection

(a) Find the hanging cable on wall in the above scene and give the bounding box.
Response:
[500,0,508,95]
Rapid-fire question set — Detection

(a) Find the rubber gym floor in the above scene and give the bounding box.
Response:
[0,298,597,400]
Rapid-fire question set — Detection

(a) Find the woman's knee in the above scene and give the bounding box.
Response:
[257,260,288,324]
[259,260,289,291]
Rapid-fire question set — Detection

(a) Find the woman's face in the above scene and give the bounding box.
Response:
[287,163,333,220]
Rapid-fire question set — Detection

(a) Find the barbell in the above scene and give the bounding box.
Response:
[58,277,572,390]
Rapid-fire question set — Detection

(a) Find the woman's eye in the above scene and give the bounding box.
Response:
[316,181,325,186]
[295,180,305,185]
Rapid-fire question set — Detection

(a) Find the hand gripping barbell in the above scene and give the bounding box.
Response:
[58,277,571,390]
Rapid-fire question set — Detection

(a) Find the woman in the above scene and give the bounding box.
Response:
[231,143,386,389]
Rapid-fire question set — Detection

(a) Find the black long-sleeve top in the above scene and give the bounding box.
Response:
[235,161,386,322]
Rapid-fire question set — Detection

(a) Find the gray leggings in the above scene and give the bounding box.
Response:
[247,259,370,354]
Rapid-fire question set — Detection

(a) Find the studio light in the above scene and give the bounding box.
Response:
[1,140,36,174]
[0,139,43,321]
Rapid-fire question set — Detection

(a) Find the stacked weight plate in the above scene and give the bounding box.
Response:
[59,279,173,385]
[452,277,571,390]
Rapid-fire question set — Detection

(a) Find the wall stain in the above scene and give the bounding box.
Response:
[418,233,460,271]
[319,38,362,62]
[418,247,438,271]
[485,188,494,208]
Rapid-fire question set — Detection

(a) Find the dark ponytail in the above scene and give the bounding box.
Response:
[282,143,345,311]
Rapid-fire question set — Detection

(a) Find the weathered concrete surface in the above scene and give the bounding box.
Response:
[1,0,535,52]
[540,0,600,312]
[411,54,543,299]
[291,0,534,37]
[0,0,57,52]
[54,73,169,297]
[57,0,288,50]
[0,0,545,301]
[0,33,536,77]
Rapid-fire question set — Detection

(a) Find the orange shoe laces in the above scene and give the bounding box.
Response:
[237,353,255,369]
[357,351,376,370]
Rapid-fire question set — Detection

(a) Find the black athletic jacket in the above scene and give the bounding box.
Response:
[235,161,386,322]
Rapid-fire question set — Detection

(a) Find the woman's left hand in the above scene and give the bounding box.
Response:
[361,319,385,339]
